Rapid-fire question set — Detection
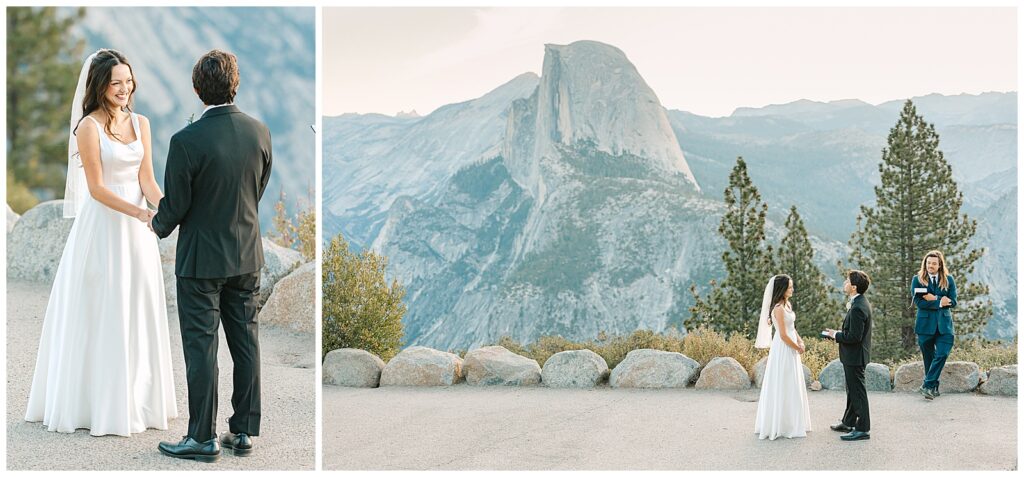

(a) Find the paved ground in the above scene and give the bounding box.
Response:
[325,383,1017,470]
[7,280,316,471]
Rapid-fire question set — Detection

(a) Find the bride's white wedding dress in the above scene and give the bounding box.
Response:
[25,113,177,437]
[754,304,812,440]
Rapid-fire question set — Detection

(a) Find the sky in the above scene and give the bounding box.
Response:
[323,7,1017,118]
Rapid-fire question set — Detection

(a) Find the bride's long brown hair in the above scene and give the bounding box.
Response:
[767,274,792,325]
[72,49,136,141]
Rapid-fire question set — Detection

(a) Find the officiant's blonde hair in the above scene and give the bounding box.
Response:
[918,250,950,290]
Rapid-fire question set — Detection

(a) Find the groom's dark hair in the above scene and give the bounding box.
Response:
[848,269,871,294]
[192,49,239,105]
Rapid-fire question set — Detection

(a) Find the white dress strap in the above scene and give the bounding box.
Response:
[129,112,141,140]
[83,115,103,130]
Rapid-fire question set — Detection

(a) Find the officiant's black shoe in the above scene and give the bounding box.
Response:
[158,436,221,462]
[830,423,854,432]
[840,430,870,441]
[220,431,254,457]
[920,386,936,400]
[918,385,934,400]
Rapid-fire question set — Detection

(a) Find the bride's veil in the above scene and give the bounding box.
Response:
[63,49,102,218]
[755,275,776,349]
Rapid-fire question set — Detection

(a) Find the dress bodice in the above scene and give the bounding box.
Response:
[773,304,797,338]
[84,113,143,186]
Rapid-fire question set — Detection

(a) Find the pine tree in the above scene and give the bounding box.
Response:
[848,100,990,362]
[688,157,776,338]
[777,205,842,337]
[7,7,86,206]
[322,234,406,360]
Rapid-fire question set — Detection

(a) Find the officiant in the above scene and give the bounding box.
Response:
[910,250,957,400]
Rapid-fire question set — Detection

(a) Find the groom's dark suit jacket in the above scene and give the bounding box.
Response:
[835,294,872,366]
[152,105,272,278]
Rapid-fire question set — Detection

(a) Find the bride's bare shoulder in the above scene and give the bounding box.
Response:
[81,112,102,125]
[76,114,99,134]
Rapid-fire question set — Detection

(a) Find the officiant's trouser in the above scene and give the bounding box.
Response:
[177,272,262,442]
[919,332,954,390]
[842,364,870,432]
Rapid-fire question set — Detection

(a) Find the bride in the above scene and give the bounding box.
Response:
[754,274,812,440]
[24,49,177,436]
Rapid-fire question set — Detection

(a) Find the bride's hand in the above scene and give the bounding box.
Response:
[134,208,154,222]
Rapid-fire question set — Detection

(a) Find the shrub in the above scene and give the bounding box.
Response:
[682,327,765,376]
[7,175,38,214]
[321,234,405,361]
[948,337,1017,371]
[801,337,839,380]
[271,190,315,262]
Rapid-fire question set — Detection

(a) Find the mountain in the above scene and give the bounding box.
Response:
[324,41,1016,348]
[669,93,1017,236]
[73,7,316,230]
[323,72,539,247]
[732,92,1017,132]
[971,187,1017,340]
[328,41,727,349]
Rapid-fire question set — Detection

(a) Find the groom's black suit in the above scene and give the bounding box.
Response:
[152,104,272,442]
[834,294,872,432]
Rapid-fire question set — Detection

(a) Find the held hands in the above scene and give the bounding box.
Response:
[136,207,158,233]
[135,207,155,223]
[923,293,937,301]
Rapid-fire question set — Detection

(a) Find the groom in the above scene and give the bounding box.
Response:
[824,270,873,442]
[149,49,272,462]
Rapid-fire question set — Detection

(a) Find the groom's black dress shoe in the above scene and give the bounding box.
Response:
[830,423,854,432]
[840,430,870,441]
[158,436,221,462]
[220,431,254,457]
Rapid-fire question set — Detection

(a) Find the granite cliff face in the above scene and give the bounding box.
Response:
[330,41,722,349]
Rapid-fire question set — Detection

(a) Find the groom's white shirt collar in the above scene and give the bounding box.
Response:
[203,103,233,114]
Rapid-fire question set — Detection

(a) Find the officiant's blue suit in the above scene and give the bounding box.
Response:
[911,274,957,391]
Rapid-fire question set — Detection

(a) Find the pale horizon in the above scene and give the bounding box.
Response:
[324,7,1017,118]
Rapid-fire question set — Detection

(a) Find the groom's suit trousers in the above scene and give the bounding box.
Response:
[842,364,870,432]
[177,272,262,442]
